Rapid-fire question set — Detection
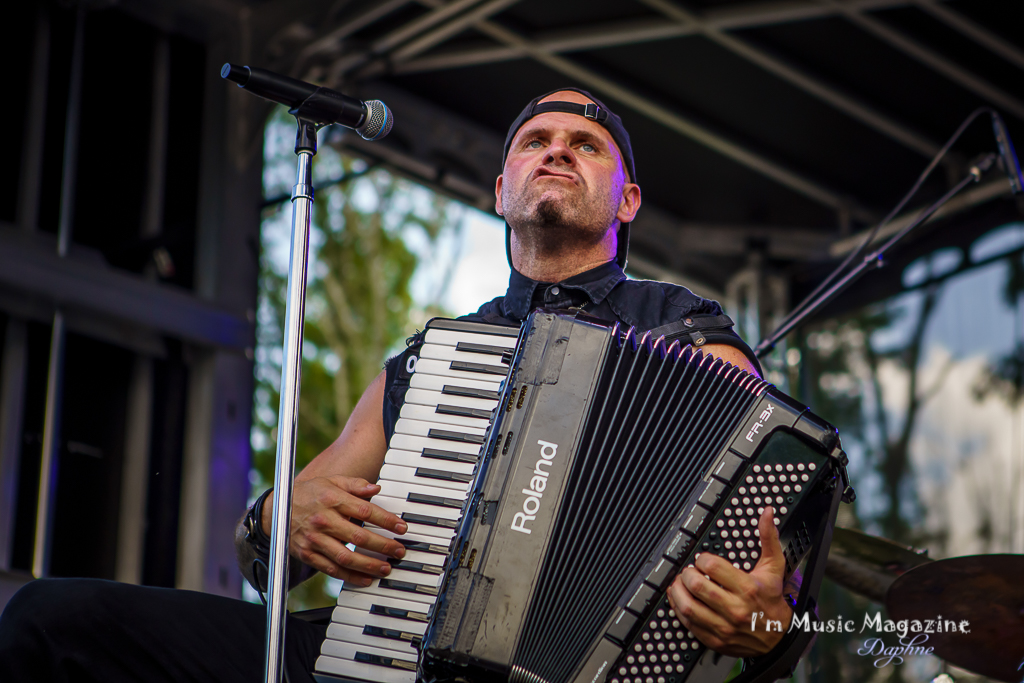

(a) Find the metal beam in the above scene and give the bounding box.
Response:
[327,0,487,83]
[415,3,875,221]
[913,0,1024,73]
[638,0,941,158]
[828,177,1013,257]
[395,18,691,73]
[0,225,253,351]
[396,0,920,73]
[391,0,521,63]
[826,0,1024,121]
[296,0,412,65]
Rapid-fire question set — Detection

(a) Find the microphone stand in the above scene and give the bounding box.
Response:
[264,115,320,683]
[755,154,997,358]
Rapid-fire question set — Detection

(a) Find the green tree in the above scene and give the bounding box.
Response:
[252,137,463,610]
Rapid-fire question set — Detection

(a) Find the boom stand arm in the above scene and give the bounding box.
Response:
[264,117,320,683]
[755,154,996,358]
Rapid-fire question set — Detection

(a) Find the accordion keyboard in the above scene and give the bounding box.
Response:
[313,321,518,683]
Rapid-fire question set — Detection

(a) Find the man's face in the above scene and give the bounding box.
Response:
[496,92,638,258]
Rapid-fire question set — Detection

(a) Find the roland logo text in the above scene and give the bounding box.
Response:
[510,440,558,534]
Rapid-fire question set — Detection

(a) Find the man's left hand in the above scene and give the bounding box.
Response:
[666,506,792,657]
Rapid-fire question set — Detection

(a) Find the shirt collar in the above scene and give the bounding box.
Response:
[501,260,627,321]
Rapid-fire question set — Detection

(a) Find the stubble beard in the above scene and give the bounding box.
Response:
[503,173,620,256]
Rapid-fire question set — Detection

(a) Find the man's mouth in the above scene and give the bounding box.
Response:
[532,167,578,184]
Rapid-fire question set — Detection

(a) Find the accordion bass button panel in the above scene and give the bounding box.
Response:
[313,320,519,683]
[591,409,841,683]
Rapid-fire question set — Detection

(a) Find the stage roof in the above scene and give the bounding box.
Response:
[134,0,1024,311]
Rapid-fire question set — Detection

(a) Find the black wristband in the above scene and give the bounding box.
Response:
[244,488,274,558]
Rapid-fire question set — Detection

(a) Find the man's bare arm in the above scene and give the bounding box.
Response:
[235,370,408,591]
[701,343,759,377]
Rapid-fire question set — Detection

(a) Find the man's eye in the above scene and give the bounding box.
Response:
[580,143,596,153]
[527,140,543,149]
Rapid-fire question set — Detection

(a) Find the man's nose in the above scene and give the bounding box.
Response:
[544,138,576,166]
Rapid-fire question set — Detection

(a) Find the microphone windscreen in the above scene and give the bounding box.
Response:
[359,100,393,141]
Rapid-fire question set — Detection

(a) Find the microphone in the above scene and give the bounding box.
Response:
[991,112,1023,194]
[220,63,393,141]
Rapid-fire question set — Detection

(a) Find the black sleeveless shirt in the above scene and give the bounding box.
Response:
[381,261,757,442]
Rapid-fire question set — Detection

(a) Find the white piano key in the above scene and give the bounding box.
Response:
[394,417,486,439]
[379,463,471,492]
[316,642,416,682]
[382,449,476,476]
[325,623,419,656]
[405,387,498,413]
[314,653,415,683]
[409,372,502,394]
[356,544,446,568]
[398,403,492,430]
[364,528,452,552]
[414,358,506,383]
[367,518,456,541]
[389,433,483,458]
[370,494,463,522]
[376,479,468,503]
[340,575,440,603]
[332,590,433,617]
[320,640,418,663]
[420,344,510,366]
[423,328,517,349]
[330,605,429,635]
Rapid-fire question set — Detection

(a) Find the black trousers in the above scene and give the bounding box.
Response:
[0,578,328,683]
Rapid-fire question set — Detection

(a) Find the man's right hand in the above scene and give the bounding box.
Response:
[262,475,408,586]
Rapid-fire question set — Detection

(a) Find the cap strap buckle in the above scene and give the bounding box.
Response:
[584,103,600,120]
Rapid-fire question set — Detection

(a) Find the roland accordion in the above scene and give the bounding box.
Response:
[313,310,854,683]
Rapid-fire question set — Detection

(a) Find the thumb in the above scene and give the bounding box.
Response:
[753,506,785,578]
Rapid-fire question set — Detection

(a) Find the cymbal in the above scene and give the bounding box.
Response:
[825,527,932,603]
[886,554,1024,683]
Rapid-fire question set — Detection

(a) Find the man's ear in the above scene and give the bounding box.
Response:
[495,175,504,216]
[616,182,641,223]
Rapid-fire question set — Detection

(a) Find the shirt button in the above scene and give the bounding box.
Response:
[551,286,560,295]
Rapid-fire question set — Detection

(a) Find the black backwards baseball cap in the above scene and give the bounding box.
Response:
[501,87,636,270]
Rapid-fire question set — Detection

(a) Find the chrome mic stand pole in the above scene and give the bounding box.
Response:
[264,117,320,683]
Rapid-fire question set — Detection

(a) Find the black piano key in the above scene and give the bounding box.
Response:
[388,559,443,575]
[415,467,473,484]
[369,604,430,622]
[436,404,493,420]
[353,651,416,671]
[396,538,451,555]
[455,341,508,356]
[442,385,500,401]
[402,512,459,529]
[449,360,508,376]
[362,625,422,644]
[379,578,439,596]
[427,428,485,445]
[407,492,465,509]
[422,447,478,463]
